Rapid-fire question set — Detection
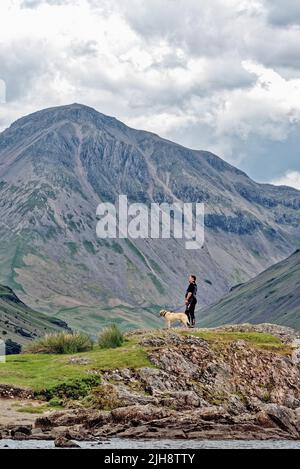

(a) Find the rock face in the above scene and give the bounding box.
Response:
[0,104,300,332]
[10,325,300,442]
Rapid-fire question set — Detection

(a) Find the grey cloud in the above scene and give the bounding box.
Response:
[168,116,300,184]
[69,40,99,58]
[248,25,300,70]
[266,0,300,26]
[21,0,44,7]
[0,40,50,102]
[116,0,242,58]
[236,125,300,183]
[1,0,300,185]
[114,0,300,72]
[21,0,73,8]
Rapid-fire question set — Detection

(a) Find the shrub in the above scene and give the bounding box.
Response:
[48,397,63,408]
[26,332,93,354]
[89,384,121,410]
[36,376,101,401]
[98,325,124,349]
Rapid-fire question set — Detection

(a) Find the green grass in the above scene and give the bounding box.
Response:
[27,332,94,354]
[183,331,291,354]
[0,339,152,392]
[98,325,124,349]
[15,403,62,414]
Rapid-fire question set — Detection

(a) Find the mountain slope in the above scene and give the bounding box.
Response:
[0,284,69,346]
[199,250,300,329]
[0,103,300,332]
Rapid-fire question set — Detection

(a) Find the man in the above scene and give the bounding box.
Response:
[185,275,197,328]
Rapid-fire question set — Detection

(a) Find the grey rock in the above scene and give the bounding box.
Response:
[54,436,80,448]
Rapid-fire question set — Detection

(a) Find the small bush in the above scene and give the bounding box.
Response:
[89,384,121,410]
[27,332,93,354]
[98,325,124,349]
[36,376,101,401]
[48,397,63,408]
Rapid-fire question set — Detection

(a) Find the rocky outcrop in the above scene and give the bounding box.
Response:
[0,385,33,400]
[1,326,300,442]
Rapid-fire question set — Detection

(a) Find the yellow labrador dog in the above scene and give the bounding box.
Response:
[160,309,190,329]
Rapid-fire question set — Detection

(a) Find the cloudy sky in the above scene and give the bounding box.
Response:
[0,0,300,188]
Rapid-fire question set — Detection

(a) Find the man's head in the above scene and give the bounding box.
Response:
[189,274,196,283]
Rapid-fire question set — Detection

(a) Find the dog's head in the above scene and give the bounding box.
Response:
[159,309,167,317]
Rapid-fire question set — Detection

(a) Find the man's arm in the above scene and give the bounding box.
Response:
[185,292,192,305]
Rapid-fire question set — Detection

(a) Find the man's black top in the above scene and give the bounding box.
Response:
[185,282,197,304]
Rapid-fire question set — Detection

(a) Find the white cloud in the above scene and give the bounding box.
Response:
[0,0,299,183]
[210,61,300,141]
[272,171,300,190]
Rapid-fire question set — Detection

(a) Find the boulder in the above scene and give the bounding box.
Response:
[111,405,174,424]
[0,384,33,399]
[54,437,80,448]
[259,404,298,436]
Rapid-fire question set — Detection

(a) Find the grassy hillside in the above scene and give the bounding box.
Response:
[0,284,69,347]
[199,250,300,329]
[53,303,162,337]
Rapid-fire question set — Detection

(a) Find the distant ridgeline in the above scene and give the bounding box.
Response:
[199,249,300,330]
[0,284,70,352]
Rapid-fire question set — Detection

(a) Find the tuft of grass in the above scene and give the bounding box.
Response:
[16,406,48,414]
[98,324,124,349]
[15,398,64,414]
[26,332,94,355]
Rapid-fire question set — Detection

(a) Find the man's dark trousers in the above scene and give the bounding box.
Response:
[185,298,197,326]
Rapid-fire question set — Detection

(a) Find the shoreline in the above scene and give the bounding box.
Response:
[1,438,300,450]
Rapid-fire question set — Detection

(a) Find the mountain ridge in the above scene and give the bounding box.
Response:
[0,103,299,332]
[0,284,70,347]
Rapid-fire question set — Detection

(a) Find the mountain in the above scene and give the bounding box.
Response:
[199,250,300,329]
[0,284,69,347]
[0,103,300,333]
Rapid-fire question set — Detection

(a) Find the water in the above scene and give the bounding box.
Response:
[1,439,300,449]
